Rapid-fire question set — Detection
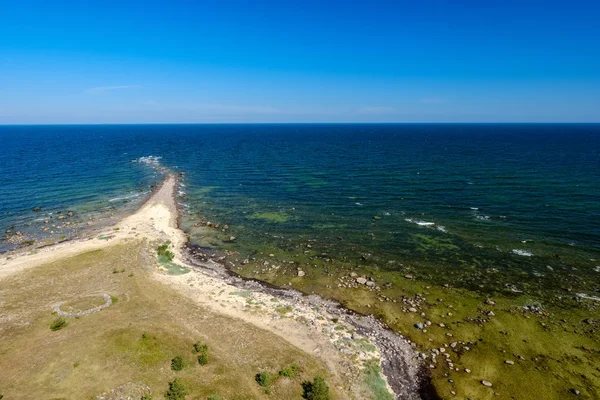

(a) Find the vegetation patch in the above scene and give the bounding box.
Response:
[157,242,175,262]
[302,376,331,400]
[362,359,394,400]
[275,305,293,315]
[171,355,184,371]
[248,212,290,223]
[279,363,300,378]
[255,371,275,390]
[165,378,187,400]
[50,317,68,331]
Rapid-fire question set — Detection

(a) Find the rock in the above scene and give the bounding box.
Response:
[373,216,381,220]
[297,270,306,277]
[57,215,65,220]
[404,274,414,279]
[481,380,493,387]
[32,207,41,212]
[350,272,358,277]
[465,369,471,373]
[414,323,424,329]
[569,388,580,395]
[67,211,73,217]
[366,281,376,287]
[229,236,236,241]
[505,360,515,365]
[356,277,367,285]
[485,299,496,306]
[408,307,418,313]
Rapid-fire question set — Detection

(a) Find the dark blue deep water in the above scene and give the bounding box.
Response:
[1,124,599,297]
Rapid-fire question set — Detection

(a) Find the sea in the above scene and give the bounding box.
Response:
[1,124,599,302]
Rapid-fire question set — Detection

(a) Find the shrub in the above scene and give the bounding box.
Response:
[302,376,330,400]
[141,396,152,400]
[50,317,68,331]
[197,353,209,366]
[255,371,274,388]
[0,393,3,399]
[207,395,222,400]
[279,363,300,378]
[165,378,187,400]
[157,242,175,262]
[193,342,208,354]
[171,356,184,371]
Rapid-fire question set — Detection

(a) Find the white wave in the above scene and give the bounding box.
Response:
[470,207,479,210]
[436,225,448,233]
[355,202,363,206]
[109,191,148,202]
[135,155,162,165]
[512,249,533,257]
[476,215,490,221]
[594,266,600,272]
[404,218,435,226]
[576,293,600,302]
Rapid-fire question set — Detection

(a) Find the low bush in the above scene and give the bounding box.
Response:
[165,378,187,400]
[197,353,209,366]
[50,317,68,331]
[157,242,175,262]
[171,356,184,371]
[207,395,222,400]
[193,342,208,354]
[302,376,330,400]
[255,371,274,389]
[279,363,300,378]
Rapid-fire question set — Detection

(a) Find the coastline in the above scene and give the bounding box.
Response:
[0,173,422,399]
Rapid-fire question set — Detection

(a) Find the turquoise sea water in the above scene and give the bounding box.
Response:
[1,124,599,301]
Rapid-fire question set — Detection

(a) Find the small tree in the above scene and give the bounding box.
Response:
[193,342,208,354]
[165,378,187,400]
[302,376,330,400]
[171,356,184,371]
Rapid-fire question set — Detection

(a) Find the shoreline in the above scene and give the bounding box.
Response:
[0,173,425,399]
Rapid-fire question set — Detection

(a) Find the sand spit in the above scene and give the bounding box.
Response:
[0,174,424,399]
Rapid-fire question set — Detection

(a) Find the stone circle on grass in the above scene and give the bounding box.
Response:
[53,293,112,317]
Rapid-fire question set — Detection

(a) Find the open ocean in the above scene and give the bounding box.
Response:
[1,124,599,301]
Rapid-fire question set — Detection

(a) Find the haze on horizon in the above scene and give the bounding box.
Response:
[1,0,599,124]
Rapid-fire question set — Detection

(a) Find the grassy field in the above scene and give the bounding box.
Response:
[0,242,341,400]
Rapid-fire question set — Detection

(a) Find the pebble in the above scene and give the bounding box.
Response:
[505,360,514,365]
[481,380,493,387]
[408,307,417,312]
[414,323,424,330]
[569,389,580,396]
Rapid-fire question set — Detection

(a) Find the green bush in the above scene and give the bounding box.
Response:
[50,317,68,331]
[255,371,274,388]
[197,353,209,366]
[193,342,208,354]
[302,376,330,400]
[171,356,184,371]
[279,363,300,378]
[157,242,175,262]
[165,378,187,400]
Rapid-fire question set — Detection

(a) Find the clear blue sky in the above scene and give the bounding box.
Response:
[1,0,599,123]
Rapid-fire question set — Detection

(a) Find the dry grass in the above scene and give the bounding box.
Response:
[0,242,339,399]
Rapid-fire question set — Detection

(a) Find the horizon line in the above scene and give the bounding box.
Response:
[1,121,600,126]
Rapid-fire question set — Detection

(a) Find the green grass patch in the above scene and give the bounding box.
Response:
[275,305,293,315]
[362,359,394,400]
[279,363,300,378]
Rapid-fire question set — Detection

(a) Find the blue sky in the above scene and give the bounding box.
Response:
[1,0,599,123]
